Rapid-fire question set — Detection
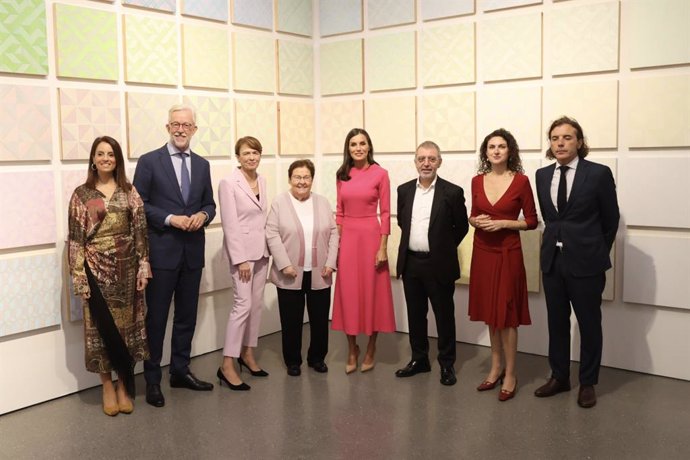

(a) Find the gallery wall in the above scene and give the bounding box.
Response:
[1,0,689,414]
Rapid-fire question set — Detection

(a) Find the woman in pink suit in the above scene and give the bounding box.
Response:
[217,136,270,391]
[332,128,396,374]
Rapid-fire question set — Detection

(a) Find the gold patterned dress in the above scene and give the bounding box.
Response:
[68,184,151,374]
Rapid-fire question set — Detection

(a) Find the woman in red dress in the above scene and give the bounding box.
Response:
[331,128,396,374]
[468,128,537,401]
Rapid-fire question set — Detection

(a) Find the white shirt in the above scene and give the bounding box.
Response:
[289,193,314,270]
[550,156,579,212]
[408,177,437,252]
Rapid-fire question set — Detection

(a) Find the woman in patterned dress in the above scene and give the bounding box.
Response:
[68,136,151,416]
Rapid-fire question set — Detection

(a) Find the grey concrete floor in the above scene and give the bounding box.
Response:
[1,329,689,460]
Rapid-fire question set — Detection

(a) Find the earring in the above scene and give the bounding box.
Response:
[91,163,97,171]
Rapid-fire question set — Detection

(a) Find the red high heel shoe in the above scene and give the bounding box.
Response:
[476,370,506,391]
[498,378,518,402]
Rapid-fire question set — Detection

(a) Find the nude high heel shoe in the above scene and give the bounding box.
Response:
[345,345,360,374]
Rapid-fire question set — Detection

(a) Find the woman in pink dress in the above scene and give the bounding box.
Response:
[468,128,538,401]
[332,128,396,374]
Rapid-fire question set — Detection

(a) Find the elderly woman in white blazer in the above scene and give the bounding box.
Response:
[266,159,339,376]
[217,136,270,391]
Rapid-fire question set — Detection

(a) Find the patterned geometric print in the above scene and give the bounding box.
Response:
[234,99,278,156]
[368,0,415,29]
[0,171,56,250]
[628,0,690,69]
[125,92,180,158]
[421,0,474,21]
[0,0,48,75]
[122,0,176,12]
[320,99,364,154]
[232,0,273,30]
[279,101,315,156]
[320,39,363,95]
[421,23,474,87]
[233,33,276,93]
[543,80,618,149]
[62,169,89,235]
[199,229,232,294]
[365,96,416,153]
[54,4,118,81]
[124,15,178,85]
[182,0,228,22]
[477,86,542,150]
[482,0,542,11]
[548,1,619,76]
[0,85,52,162]
[478,13,541,82]
[277,0,312,36]
[318,157,340,206]
[59,88,122,160]
[278,40,313,96]
[182,95,232,157]
[0,252,61,337]
[182,24,229,89]
[367,31,416,91]
[420,92,475,152]
[320,0,362,37]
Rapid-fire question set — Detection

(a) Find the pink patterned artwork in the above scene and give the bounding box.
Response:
[0,171,56,250]
[0,84,52,162]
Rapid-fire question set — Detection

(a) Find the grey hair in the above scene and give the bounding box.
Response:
[416,140,441,158]
[168,104,196,123]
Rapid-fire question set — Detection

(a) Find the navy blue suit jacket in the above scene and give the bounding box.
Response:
[133,145,216,270]
[535,158,619,277]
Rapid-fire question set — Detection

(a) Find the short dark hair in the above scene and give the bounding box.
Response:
[546,116,589,159]
[235,136,262,156]
[478,128,523,174]
[336,128,377,181]
[288,159,315,178]
[85,136,131,192]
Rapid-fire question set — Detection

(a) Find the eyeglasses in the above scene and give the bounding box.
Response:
[415,156,439,164]
[291,175,312,182]
[169,122,196,131]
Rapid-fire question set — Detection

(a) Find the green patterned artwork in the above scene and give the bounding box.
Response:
[54,4,118,81]
[124,15,178,85]
[0,0,48,75]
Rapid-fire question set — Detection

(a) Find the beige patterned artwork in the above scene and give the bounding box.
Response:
[547,1,619,76]
[318,157,340,207]
[365,96,416,153]
[233,33,276,94]
[234,98,278,156]
[320,99,363,154]
[123,14,178,85]
[320,39,363,95]
[376,157,417,213]
[366,31,416,91]
[478,86,542,150]
[420,92,475,152]
[182,24,229,90]
[182,95,232,157]
[627,0,690,69]
[478,13,542,82]
[420,23,474,87]
[278,100,315,156]
[199,228,232,295]
[278,40,313,96]
[543,80,618,149]
[125,92,180,158]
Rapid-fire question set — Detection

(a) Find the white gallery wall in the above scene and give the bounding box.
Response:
[1,0,689,415]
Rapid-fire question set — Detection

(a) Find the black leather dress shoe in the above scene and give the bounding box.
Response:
[395,359,431,377]
[440,366,457,386]
[577,385,597,408]
[308,361,328,373]
[170,372,214,391]
[287,365,301,376]
[534,378,571,397]
[145,384,165,407]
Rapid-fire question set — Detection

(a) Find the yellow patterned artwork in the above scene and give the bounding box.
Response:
[125,92,180,158]
[234,98,278,156]
[478,13,541,82]
[365,96,416,153]
[278,40,313,96]
[477,86,542,150]
[124,15,178,85]
[182,24,229,89]
[320,39,363,95]
[366,31,416,92]
[420,92,475,152]
[421,23,475,87]
[233,33,276,93]
[320,99,363,154]
[182,95,233,157]
[279,100,315,156]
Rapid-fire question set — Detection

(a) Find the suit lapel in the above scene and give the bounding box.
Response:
[159,147,184,204]
[234,169,261,208]
[429,177,443,229]
[565,159,590,214]
[541,163,558,216]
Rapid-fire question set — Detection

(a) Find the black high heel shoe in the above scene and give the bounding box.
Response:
[237,357,269,377]
[217,368,250,391]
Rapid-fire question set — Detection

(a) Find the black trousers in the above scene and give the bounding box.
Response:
[276,273,330,367]
[144,265,202,384]
[402,252,457,367]
[542,250,605,385]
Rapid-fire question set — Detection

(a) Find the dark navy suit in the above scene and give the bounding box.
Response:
[133,145,216,384]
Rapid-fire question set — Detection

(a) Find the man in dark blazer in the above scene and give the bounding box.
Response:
[534,116,619,408]
[394,141,469,386]
[133,104,216,407]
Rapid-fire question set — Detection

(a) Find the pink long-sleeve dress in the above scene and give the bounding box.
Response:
[331,164,396,335]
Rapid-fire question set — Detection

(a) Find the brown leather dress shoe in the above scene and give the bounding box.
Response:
[534,378,571,397]
[577,385,597,408]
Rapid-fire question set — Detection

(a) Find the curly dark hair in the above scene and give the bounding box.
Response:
[336,128,377,181]
[478,128,523,174]
[545,116,589,160]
